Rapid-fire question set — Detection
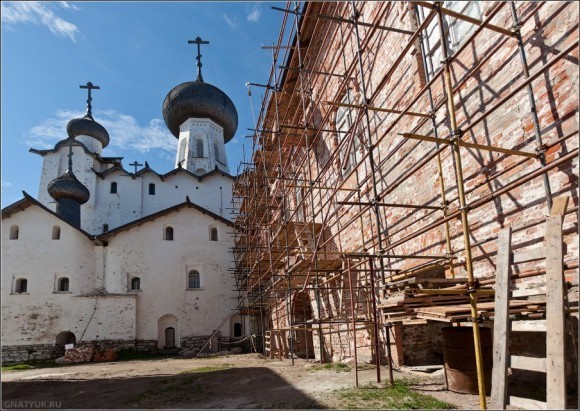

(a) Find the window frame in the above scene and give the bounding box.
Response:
[130,277,141,291]
[52,225,61,240]
[164,226,174,241]
[14,278,28,294]
[110,182,118,194]
[148,183,156,195]
[57,277,70,292]
[187,270,201,290]
[209,226,218,242]
[9,225,19,240]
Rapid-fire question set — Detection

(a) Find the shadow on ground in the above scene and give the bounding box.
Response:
[2,366,323,409]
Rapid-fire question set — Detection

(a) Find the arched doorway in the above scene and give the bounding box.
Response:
[165,327,175,348]
[54,331,76,358]
[158,314,179,349]
[292,292,314,359]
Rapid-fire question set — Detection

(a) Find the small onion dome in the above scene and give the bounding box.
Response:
[66,114,110,148]
[47,170,90,204]
[162,80,238,143]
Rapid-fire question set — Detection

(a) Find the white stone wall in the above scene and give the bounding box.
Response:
[1,207,136,346]
[101,207,236,343]
[177,118,229,175]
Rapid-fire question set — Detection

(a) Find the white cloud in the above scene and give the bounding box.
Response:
[247,6,261,23]
[1,2,79,42]
[59,2,80,11]
[25,109,176,156]
[222,14,239,29]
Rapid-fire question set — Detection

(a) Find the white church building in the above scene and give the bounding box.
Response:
[1,47,245,363]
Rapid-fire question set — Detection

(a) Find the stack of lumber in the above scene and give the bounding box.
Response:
[415,300,546,322]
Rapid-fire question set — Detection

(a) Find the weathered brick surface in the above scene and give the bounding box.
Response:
[237,1,578,366]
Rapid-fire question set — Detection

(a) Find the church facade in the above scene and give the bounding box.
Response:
[2,57,244,363]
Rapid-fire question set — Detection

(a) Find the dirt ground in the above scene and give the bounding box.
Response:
[2,353,485,409]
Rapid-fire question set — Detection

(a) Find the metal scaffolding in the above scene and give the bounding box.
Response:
[231,2,578,409]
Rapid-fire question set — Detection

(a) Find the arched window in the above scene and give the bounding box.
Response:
[15,278,27,293]
[149,183,156,195]
[52,225,61,240]
[102,224,109,233]
[210,227,218,241]
[110,182,118,194]
[178,139,187,164]
[58,277,69,292]
[196,139,204,157]
[234,323,242,337]
[10,225,19,240]
[131,277,141,290]
[187,270,200,289]
[336,88,359,174]
[165,226,174,241]
[214,143,220,162]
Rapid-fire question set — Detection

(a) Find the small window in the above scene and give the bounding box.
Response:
[234,323,242,337]
[165,226,174,241]
[188,270,200,289]
[102,224,109,233]
[15,278,28,293]
[58,277,69,292]
[196,139,204,157]
[210,227,218,241]
[52,225,61,240]
[110,182,118,194]
[336,89,359,173]
[214,143,220,162]
[149,183,156,195]
[131,277,141,290]
[10,225,19,240]
[178,139,187,164]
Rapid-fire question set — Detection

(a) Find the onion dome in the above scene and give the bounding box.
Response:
[47,169,90,204]
[66,114,110,148]
[162,80,238,143]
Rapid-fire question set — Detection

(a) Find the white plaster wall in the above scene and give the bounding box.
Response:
[102,207,236,342]
[1,207,135,345]
[178,118,229,175]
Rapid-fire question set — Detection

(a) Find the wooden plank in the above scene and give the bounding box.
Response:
[510,355,547,373]
[509,396,548,410]
[545,215,566,410]
[491,226,512,410]
[512,248,546,264]
[550,196,569,217]
[511,286,546,298]
[511,320,547,332]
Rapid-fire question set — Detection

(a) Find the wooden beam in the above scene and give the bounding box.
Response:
[545,214,566,410]
[491,226,512,410]
[511,355,547,373]
[511,320,547,332]
[325,100,431,118]
[509,396,547,410]
[550,196,569,217]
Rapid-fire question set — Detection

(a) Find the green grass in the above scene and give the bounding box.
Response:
[310,362,351,373]
[336,379,456,410]
[2,360,63,372]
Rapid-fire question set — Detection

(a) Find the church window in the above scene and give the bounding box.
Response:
[131,277,141,291]
[415,1,482,81]
[165,226,174,241]
[102,224,109,233]
[110,182,118,194]
[9,225,19,240]
[178,139,187,164]
[336,88,359,174]
[234,323,242,337]
[149,183,156,195]
[52,226,61,240]
[58,277,69,292]
[187,270,201,289]
[214,143,220,162]
[210,226,218,241]
[195,139,204,158]
[15,278,27,293]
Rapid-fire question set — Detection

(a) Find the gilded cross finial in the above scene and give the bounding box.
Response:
[188,37,209,82]
[79,81,100,117]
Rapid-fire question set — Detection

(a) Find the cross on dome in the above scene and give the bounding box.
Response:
[79,81,100,118]
[188,36,209,82]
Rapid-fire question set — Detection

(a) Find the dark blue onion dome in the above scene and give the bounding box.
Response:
[162,80,238,143]
[47,169,90,204]
[66,113,110,148]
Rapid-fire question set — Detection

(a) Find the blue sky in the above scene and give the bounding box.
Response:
[1,1,286,207]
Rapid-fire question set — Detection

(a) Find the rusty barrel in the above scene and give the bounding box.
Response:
[442,326,493,395]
